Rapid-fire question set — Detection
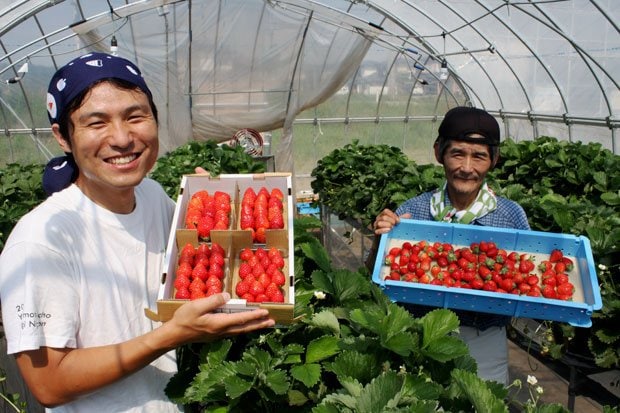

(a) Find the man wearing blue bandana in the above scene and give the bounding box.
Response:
[373,106,530,385]
[0,53,274,412]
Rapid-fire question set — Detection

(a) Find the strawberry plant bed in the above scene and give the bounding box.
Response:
[372,219,602,327]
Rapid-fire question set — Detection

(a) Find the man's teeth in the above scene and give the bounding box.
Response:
[108,154,137,165]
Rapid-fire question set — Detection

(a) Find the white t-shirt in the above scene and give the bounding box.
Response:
[0,178,181,412]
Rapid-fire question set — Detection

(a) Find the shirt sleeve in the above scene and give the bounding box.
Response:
[0,239,79,354]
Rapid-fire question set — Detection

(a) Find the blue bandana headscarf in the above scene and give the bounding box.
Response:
[42,52,153,196]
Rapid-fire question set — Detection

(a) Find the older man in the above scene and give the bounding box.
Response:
[373,106,530,385]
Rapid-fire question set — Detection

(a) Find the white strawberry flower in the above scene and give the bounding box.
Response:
[314,291,326,300]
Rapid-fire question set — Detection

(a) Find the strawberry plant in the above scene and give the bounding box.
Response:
[150,141,266,199]
[310,140,444,227]
[311,136,620,371]
[166,217,572,412]
[0,163,46,250]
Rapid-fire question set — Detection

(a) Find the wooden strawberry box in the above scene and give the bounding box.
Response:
[145,173,295,324]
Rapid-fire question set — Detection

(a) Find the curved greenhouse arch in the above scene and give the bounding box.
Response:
[0,0,618,188]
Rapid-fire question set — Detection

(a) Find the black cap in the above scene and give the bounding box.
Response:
[438,106,500,146]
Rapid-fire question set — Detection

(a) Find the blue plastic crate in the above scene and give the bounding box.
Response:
[371,219,602,327]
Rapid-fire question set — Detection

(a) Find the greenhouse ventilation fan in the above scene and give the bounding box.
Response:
[231,128,264,156]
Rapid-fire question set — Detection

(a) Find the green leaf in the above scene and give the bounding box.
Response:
[300,241,332,272]
[355,372,404,413]
[332,269,370,303]
[601,191,620,206]
[308,310,341,336]
[290,363,322,387]
[306,335,340,363]
[311,270,335,295]
[223,374,253,399]
[265,369,290,395]
[325,350,380,384]
[591,170,607,188]
[421,309,460,347]
[288,389,309,406]
[401,374,443,401]
[450,369,508,413]
[382,331,417,357]
[534,404,572,413]
[422,335,469,362]
[200,339,232,367]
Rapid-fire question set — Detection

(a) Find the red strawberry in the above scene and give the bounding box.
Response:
[239,247,254,261]
[238,262,252,279]
[202,196,216,217]
[270,188,284,200]
[556,282,574,296]
[255,227,267,243]
[185,211,201,229]
[187,197,205,214]
[210,253,225,267]
[549,249,564,263]
[240,212,254,229]
[174,274,191,290]
[180,243,196,259]
[205,275,223,291]
[265,282,281,299]
[235,280,250,297]
[197,243,211,257]
[175,287,191,299]
[208,264,225,280]
[205,286,221,297]
[271,254,285,269]
[260,256,271,269]
[211,243,225,256]
[269,215,285,229]
[255,293,269,303]
[541,285,557,299]
[197,215,214,239]
[271,270,286,287]
[192,263,209,281]
[562,257,574,272]
[194,253,209,268]
[214,190,231,203]
[269,289,285,303]
[267,247,281,260]
[268,197,283,209]
[252,264,265,277]
[189,278,206,293]
[176,262,193,279]
[242,188,257,206]
[265,263,278,276]
[249,280,265,296]
[519,258,535,274]
[257,272,272,288]
[190,290,207,300]
[213,221,228,230]
[255,247,267,260]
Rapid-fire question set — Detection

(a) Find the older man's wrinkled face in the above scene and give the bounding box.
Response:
[435,136,494,206]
